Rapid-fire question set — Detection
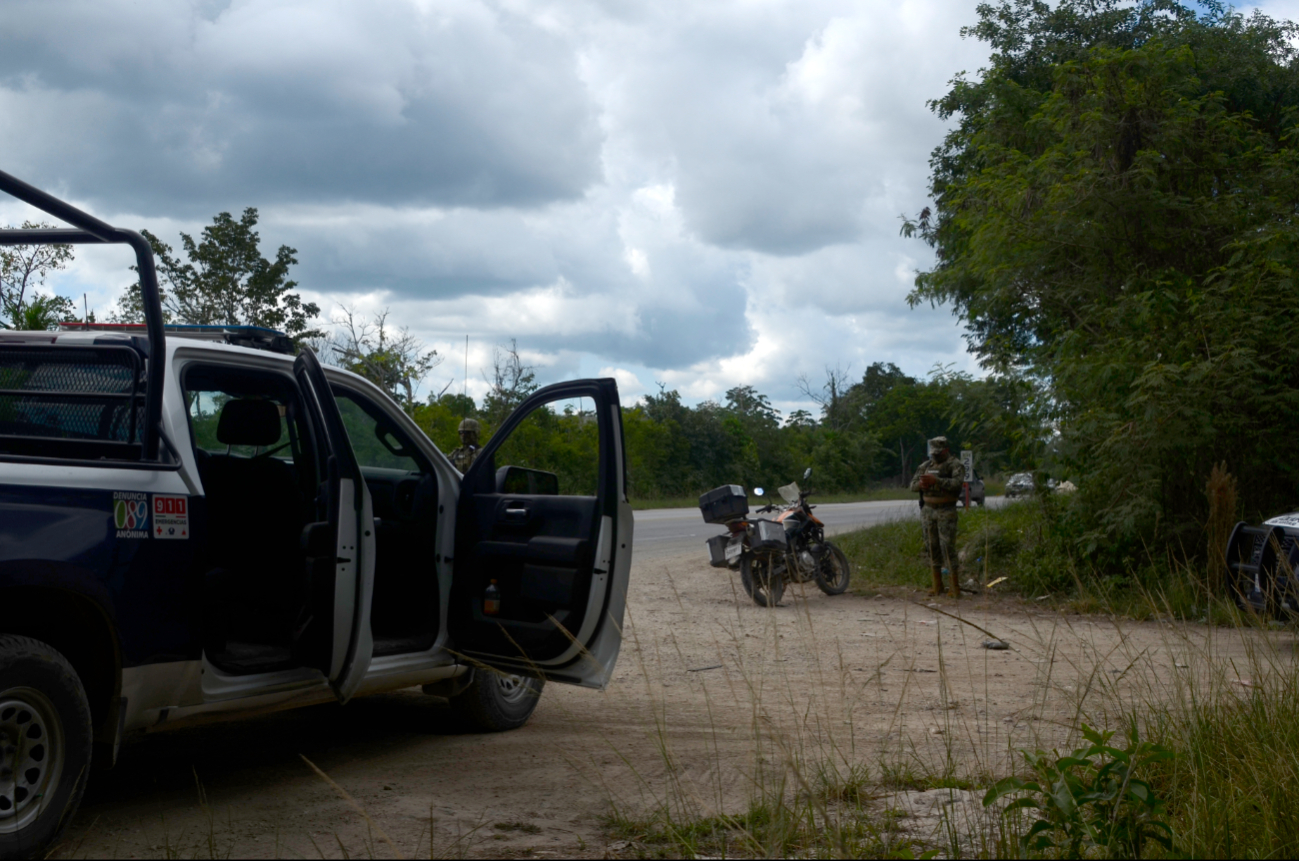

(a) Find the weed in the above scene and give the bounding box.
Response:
[985,725,1175,858]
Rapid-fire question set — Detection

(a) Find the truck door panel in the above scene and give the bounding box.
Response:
[449,379,632,688]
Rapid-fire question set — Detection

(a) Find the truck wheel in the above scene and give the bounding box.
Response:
[0,636,92,859]
[448,670,544,732]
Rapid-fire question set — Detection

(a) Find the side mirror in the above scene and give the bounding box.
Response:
[803,468,812,480]
[753,487,765,497]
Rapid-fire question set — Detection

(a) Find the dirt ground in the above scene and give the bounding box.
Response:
[58,552,1287,858]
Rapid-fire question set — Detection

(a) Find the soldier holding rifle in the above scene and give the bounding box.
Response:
[908,436,965,598]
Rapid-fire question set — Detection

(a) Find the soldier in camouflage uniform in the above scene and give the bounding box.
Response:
[908,436,965,598]
[449,418,481,473]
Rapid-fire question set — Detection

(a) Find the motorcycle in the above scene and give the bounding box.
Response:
[701,469,852,607]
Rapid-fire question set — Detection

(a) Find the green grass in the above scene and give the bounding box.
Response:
[828,502,1299,857]
[836,501,1037,594]
[834,498,1212,621]
[1137,637,1299,857]
[603,792,906,859]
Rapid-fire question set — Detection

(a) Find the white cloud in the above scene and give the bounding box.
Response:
[5,0,1006,408]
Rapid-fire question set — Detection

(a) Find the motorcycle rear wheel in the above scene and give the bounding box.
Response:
[814,542,851,595]
[740,554,785,607]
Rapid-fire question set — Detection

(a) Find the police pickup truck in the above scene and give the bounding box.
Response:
[0,171,633,857]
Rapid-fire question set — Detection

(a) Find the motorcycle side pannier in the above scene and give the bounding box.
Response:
[699,484,748,524]
[751,519,787,551]
[706,534,730,568]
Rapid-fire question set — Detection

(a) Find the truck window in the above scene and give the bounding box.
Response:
[180,364,316,479]
[489,396,599,496]
[0,345,146,461]
[187,391,296,463]
[332,389,429,474]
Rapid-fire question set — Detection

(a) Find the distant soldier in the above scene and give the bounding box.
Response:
[908,436,966,598]
[449,418,481,473]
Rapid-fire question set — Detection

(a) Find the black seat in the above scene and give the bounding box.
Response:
[198,399,308,650]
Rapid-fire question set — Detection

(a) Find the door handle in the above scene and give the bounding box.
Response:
[505,508,528,519]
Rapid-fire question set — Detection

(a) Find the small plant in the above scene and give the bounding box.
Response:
[983,725,1176,859]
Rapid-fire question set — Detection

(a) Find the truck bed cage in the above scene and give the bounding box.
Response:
[0,169,166,461]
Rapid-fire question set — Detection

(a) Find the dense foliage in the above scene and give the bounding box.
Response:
[905,0,1299,559]
[407,362,1032,500]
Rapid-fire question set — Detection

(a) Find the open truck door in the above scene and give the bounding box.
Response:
[450,379,633,688]
[294,347,376,703]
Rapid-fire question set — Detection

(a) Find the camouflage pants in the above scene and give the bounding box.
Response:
[922,504,960,576]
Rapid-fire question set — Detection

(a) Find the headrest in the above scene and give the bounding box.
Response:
[217,399,282,447]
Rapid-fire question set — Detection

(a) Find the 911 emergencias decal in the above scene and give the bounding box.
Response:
[152,494,189,539]
[113,491,150,539]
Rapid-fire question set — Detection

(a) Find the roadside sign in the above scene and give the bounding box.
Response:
[961,449,973,474]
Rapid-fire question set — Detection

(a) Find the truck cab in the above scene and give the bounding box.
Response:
[0,171,633,857]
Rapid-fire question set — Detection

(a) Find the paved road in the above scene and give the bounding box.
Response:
[631,496,1007,560]
[630,498,916,560]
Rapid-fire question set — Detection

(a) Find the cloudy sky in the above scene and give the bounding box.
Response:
[3,0,1295,413]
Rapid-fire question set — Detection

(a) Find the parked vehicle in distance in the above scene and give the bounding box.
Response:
[0,171,635,857]
[959,470,986,507]
[1005,472,1034,498]
[701,470,851,607]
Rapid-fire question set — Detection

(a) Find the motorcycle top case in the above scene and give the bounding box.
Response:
[751,518,788,551]
[699,484,749,524]
[706,534,730,568]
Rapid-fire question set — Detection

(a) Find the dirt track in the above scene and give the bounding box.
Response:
[60,552,1283,858]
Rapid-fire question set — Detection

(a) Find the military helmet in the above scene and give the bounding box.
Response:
[458,418,480,433]
[927,436,950,459]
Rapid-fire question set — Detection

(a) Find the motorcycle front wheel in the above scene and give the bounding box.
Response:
[815,542,852,595]
[740,554,785,607]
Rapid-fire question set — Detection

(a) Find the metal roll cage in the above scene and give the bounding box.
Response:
[0,168,166,461]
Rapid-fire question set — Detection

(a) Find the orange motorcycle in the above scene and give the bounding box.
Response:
[701,469,852,607]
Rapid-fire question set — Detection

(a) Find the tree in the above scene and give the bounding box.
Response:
[0,222,74,330]
[796,366,855,431]
[116,208,322,341]
[904,0,1299,554]
[330,308,441,414]
[862,374,955,483]
[481,340,538,429]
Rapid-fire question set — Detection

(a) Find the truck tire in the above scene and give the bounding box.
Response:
[0,636,93,859]
[448,669,544,732]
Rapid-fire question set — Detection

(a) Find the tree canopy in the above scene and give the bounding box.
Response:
[404,357,1030,501]
[904,0,1299,556]
[0,222,74,330]
[117,208,322,341]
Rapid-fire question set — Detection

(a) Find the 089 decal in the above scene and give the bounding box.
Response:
[113,491,150,539]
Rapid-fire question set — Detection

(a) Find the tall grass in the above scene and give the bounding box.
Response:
[835,499,1219,621]
[1110,593,1299,858]
[597,540,1299,858]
